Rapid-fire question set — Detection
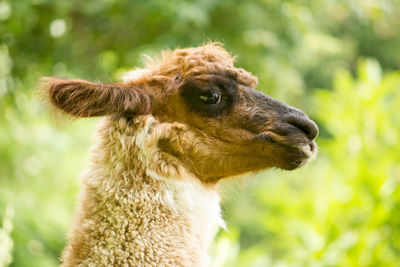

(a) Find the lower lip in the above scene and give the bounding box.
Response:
[253,133,317,157]
[309,141,316,152]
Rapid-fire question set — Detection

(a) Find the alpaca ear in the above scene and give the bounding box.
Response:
[41,78,151,117]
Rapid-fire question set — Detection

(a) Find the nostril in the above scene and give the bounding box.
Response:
[286,115,319,140]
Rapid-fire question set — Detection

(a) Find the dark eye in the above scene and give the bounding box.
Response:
[199,92,222,104]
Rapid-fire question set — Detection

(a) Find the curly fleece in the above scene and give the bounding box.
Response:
[61,116,225,266]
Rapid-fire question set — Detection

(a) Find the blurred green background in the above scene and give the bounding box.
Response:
[1,0,400,266]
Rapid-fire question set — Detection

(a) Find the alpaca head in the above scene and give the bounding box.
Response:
[43,43,318,183]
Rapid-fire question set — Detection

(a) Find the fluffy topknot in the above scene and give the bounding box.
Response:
[122,43,258,88]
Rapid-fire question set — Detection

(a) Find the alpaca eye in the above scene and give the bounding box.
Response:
[199,92,221,104]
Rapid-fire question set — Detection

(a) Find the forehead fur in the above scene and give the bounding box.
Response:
[122,43,258,88]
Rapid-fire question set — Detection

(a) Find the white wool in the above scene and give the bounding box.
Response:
[134,116,157,165]
[147,168,226,231]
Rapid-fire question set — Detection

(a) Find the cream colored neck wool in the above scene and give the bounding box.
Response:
[61,115,224,267]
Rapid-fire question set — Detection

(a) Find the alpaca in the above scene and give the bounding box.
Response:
[42,43,318,266]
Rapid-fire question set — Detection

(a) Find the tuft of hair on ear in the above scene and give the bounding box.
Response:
[39,77,151,120]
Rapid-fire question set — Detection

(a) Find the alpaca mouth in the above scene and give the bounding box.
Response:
[252,132,318,169]
[279,140,318,170]
[296,140,318,159]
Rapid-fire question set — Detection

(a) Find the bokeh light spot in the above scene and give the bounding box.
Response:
[49,19,66,38]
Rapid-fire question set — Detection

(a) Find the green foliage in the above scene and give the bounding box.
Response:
[1,0,400,266]
[0,206,13,267]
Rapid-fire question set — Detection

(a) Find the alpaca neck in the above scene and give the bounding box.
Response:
[61,116,224,267]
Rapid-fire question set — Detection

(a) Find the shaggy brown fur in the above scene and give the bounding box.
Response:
[42,43,318,266]
[44,78,151,117]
